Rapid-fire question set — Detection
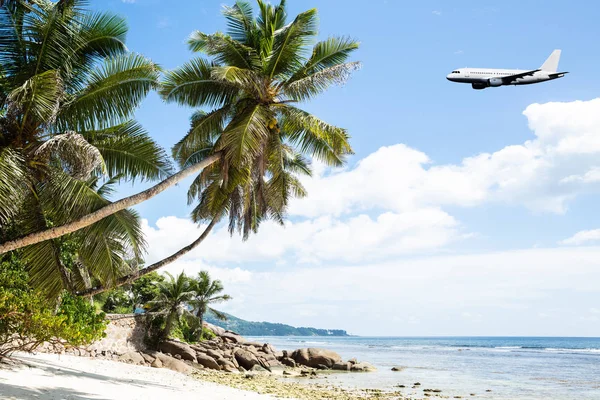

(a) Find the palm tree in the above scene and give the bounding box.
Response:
[75,0,360,296]
[0,0,359,256]
[0,0,169,296]
[147,272,195,341]
[189,271,232,341]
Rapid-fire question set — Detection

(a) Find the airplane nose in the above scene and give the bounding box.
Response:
[446,74,452,81]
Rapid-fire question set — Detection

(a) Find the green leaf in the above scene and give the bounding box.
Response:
[160,57,240,108]
[58,53,160,131]
[84,120,173,182]
[266,8,317,79]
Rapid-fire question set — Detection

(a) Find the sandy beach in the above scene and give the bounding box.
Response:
[0,353,283,400]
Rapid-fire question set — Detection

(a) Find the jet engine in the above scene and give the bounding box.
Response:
[488,77,503,87]
[471,83,487,90]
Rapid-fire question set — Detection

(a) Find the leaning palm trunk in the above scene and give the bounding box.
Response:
[0,154,220,254]
[78,216,219,297]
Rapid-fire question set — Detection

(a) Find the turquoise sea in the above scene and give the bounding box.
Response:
[249,336,600,400]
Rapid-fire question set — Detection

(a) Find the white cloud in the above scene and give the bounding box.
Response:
[432,10,442,16]
[560,229,600,246]
[142,208,464,266]
[291,98,600,217]
[121,0,136,3]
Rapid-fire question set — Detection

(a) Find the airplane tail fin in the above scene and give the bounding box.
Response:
[541,49,561,72]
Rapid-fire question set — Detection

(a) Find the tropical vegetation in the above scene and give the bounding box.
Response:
[0,254,106,358]
[77,0,360,295]
[144,271,231,343]
[188,271,232,341]
[0,0,358,355]
[0,0,170,298]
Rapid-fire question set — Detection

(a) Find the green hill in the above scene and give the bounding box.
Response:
[205,311,349,337]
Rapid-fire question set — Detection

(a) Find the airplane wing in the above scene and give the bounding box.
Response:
[502,69,540,84]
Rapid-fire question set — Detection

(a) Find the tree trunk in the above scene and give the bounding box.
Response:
[163,310,176,341]
[0,154,220,254]
[77,216,218,297]
[196,313,204,342]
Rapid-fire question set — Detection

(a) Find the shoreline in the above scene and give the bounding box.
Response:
[0,353,280,400]
[0,353,411,400]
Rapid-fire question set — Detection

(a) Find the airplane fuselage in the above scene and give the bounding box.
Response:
[446,68,567,89]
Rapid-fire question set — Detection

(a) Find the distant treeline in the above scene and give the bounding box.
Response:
[205,311,349,337]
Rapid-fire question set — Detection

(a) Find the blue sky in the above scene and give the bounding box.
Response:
[92,0,600,336]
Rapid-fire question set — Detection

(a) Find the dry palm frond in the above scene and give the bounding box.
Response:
[35,132,106,179]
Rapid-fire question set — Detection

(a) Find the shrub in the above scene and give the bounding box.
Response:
[0,255,107,358]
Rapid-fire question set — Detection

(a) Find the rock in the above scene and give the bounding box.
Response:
[217,358,237,372]
[234,348,260,371]
[221,332,246,344]
[195,353,221,370]
[206,349,223,359]
[249,364,269,373]
[154,353,191,374]
[348,358,358,364]
[291,348,342,369]
[158,341,197,363]
[173,354,182,360]
[262,343,276,354]
[283,370,292,376]
[332,362,350,371]
[391,366,404,371]
[280,357,296,368]
[140,353,155,364]
[315,364,329,370]
[414,382,422,386]
[118,351,145,365]
[350,362,377,372]
[151,358,163,368]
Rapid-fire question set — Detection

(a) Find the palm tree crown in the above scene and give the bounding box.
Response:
[189,271,232,340]
[0,0,171,297]
[161,0,360,239]
[147,272,195,340]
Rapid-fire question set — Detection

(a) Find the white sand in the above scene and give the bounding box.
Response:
[0,353,284,400]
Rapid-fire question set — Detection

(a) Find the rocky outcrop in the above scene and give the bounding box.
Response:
[291,348,342,368]
[158,340,197,362]
[35,314,374,377]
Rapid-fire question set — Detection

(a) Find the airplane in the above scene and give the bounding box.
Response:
[446,50,568,90]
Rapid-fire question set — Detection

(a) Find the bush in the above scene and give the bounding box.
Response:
[0,255,107,358]
[101,288,133,314]
[172,317,215,343]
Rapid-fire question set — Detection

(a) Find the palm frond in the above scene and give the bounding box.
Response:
[208,307,228,320]
[0,148,28,226]
[265,8,317,79]
[219,103,270,164]
[172,107,230,168]
[283,61,361,101]
[57,53,159,131]
[188,31,259,69]
[288,36,359,82]
[280,105,352,166]
[83,120,173,182]
[8,69,62,124]
[35,131,105,179]
[222,1,257,46]
[159,57,240,108]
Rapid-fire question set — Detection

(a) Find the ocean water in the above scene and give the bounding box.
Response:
[248,336,600,400]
